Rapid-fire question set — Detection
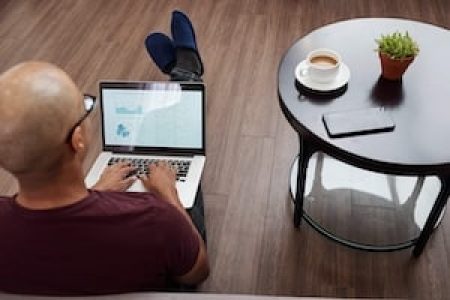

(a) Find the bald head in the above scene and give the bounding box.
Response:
[0,61,83,174]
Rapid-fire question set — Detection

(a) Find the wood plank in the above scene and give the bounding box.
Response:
[207,136,274,293]
[201,194,229,291]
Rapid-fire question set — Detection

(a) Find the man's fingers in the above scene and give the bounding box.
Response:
[117,162,134,169]
[104,162,127,173]
[107,163,135,176]
[159,162,174,174]
[124,175,137,187]
[112,161,129,168]
[119,165,136,174]
[145,161,177,179]
[171,164,178,172]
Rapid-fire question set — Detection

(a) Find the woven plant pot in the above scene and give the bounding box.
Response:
[379,52,414,80]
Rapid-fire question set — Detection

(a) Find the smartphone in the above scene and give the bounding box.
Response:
[322,107,395,138]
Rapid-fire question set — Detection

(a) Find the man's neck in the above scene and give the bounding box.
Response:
[15,164,89,210]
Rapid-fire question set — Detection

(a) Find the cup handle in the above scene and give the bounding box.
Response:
[299,65,309,77]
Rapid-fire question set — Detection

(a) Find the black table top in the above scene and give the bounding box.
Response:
[278,18,450,176]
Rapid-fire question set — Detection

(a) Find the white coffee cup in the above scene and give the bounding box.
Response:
[300,48,341,83]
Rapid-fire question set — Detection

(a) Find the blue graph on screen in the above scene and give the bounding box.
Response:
[116,124,130,138]
[115,106,143,115]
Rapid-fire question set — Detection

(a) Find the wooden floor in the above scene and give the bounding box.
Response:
[1,1,450,299]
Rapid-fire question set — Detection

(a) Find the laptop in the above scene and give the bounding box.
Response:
[85,81,206,208]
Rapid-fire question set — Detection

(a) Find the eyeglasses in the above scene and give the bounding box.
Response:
[65,94,97,142]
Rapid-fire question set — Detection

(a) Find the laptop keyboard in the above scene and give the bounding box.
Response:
[107,157,191,182]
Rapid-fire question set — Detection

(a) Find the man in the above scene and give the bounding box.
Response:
[0,61,209,295]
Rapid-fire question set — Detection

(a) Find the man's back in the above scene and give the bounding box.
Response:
[0,191,199,295]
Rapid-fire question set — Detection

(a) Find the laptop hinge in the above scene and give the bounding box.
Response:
[110,150,199,157]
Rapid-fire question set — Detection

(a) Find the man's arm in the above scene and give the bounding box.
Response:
[140,163,209,285]
[176,231,209,285]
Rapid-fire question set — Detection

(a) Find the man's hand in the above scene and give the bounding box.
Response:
[92,162,137,192]
[140,162,181,207]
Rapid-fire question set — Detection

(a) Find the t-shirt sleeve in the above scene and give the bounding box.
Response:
[162,205,200,277]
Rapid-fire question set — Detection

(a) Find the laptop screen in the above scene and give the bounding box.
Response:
[100,82,205,154]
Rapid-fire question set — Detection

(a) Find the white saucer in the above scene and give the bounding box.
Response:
[295,60,351,92]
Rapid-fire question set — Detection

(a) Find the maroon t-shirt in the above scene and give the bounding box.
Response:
[0,191,200,295]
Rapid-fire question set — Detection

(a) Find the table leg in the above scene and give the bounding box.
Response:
[413,175,450,257]
[294,134,315,227]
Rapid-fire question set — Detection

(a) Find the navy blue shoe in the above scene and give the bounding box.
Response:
[145,32,176,74]
[171,10,204,76]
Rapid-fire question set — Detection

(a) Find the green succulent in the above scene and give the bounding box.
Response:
[375,31,419,59]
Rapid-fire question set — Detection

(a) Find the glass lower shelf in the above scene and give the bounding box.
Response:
[289,152,445,251]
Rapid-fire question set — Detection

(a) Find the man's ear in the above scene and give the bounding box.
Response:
[70,126,86,153]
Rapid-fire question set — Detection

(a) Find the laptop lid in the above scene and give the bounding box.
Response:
[100,81,205,156]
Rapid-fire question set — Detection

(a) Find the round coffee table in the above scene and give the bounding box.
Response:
[278,18,450,256]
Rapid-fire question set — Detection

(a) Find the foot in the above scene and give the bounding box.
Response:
[171,10,204,76]
[145,32,176,74]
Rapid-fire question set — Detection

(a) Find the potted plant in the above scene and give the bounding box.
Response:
[375,31,419,80]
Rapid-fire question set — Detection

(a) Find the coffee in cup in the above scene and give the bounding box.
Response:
[310,55,338,67]
[300,48,341,83]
